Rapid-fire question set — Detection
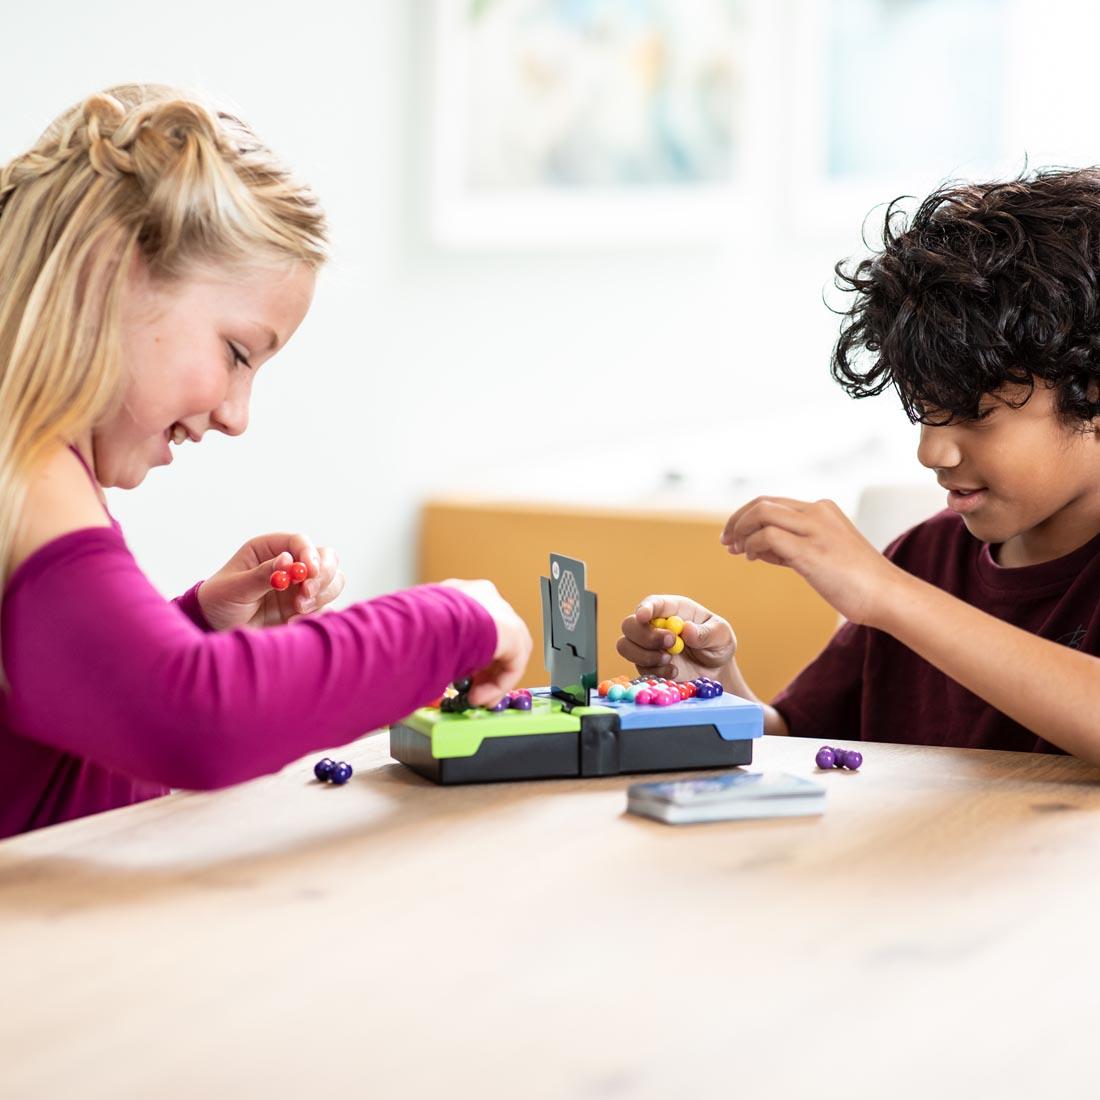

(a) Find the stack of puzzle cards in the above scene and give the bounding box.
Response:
[626,770,826,824]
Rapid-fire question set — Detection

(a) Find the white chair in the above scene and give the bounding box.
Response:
[855,483,946,551]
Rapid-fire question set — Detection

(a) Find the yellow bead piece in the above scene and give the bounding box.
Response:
[651,617,668,629]
[665,616,685,635]
[667,636,685,656]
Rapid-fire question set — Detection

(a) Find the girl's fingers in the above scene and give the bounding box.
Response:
[248,551,293,599]
[284,533,321,576]
[297,547,340,607]
[299,570,346,614]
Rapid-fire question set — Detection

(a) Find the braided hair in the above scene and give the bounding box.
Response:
[0,84,327,671]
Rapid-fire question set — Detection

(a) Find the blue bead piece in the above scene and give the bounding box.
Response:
[313,757,336,781]
[329,761,353,785]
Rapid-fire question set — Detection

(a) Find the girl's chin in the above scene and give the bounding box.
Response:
[102,454,155,490]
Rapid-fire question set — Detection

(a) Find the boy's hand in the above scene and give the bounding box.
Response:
[439,579,534,707]
[617,596,737,682]
[720,497,903,626]
[197,533,346,631]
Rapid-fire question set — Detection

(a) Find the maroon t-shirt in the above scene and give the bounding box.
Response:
[772,509,1100,754]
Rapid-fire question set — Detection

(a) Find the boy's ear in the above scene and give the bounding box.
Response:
[1088,378,1100,433]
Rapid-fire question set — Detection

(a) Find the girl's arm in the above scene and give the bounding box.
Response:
[3,528,498,789]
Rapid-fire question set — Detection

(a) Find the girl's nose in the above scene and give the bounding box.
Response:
[210,393,250,437]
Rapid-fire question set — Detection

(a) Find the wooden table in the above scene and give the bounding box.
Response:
[3,735,1100,1100]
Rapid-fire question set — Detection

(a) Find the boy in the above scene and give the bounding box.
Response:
[617,170,1100,763]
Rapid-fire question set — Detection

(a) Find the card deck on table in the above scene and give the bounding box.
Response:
[626,770,826,824]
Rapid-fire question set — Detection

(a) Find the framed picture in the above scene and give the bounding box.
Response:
[429,0,775,246]
[789,0,1013,237]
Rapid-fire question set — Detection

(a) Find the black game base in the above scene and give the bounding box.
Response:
[390,717,755,785]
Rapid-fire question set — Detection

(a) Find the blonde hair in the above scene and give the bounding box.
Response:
[0,84,327,644]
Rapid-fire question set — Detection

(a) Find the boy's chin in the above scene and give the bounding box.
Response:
[959,512,1015,546]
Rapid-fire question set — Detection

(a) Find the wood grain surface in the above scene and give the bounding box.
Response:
[3,734,1100,1100]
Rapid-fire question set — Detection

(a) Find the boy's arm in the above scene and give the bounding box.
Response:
[717,661,790,734]
[722,496,1100,765]
[876,570,1100,764]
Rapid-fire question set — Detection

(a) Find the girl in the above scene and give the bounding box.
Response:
[0,84,532,838]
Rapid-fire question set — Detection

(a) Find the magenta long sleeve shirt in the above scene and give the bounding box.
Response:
[0,520,497,839]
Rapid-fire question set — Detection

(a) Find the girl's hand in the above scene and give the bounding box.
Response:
[720,497,904,626]
[439,578,533,707]
[617,596,737,682]
[197,533,346,631]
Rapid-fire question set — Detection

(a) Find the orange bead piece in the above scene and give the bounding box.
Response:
[598,680,612,696]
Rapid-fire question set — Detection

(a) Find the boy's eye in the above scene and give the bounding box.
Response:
[972,406,996,422]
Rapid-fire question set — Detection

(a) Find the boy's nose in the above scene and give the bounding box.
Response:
[916,423,962,470]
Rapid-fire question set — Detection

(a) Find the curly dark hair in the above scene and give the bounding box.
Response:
[831,168,1100,425]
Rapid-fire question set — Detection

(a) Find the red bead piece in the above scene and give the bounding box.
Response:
[270,569,291,591]
[682,682,697,698]
[288,561,308,584]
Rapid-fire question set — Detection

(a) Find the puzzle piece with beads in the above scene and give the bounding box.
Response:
[388,554,764,784]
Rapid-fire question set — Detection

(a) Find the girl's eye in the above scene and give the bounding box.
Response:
[229,342,252,369]
[973,406,996,422]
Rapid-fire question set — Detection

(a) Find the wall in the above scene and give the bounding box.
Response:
[2,0,1094,605]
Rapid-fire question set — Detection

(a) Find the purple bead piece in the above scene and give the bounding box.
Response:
[844,750,862,771]
[832,749,849,769]
[329,761,353,785]
[509,694,532,711]
[488,698,510,712]
[814,747,835,770]
[313,757,336,781]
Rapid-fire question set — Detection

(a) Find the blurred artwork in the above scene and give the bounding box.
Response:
[825,0,1005,177]
[455,0,745,191]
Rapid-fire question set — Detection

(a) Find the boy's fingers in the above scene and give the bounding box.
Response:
[743,526,799,566]
[734,501,814,544]
[620,615,674,649]
[616,637,672,669]
[721,497,810,545]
